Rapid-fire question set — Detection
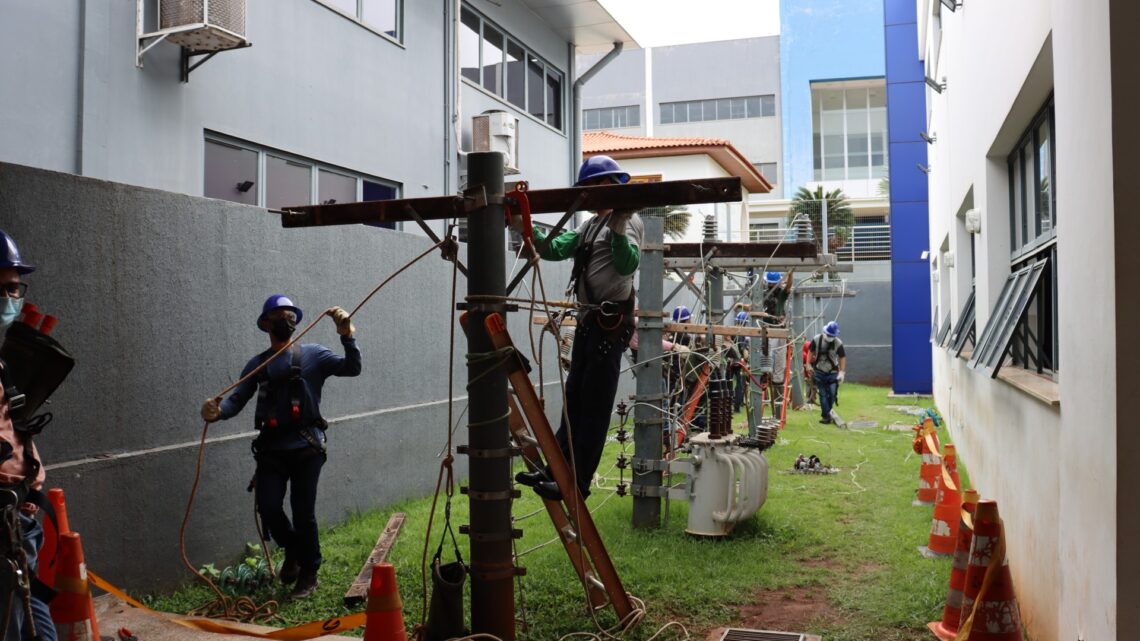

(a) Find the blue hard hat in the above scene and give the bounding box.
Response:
[824,321,840,337]
[576,155,630,186]
[735,311,749,325]
[0,231,34,275]
[764,271,782,284]
[258,294,303,330]
[672,305,692,323]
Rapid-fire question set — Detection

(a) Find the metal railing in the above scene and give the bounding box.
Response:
[834,224,890,262]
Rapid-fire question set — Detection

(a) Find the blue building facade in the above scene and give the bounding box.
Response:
[883,0,932,393]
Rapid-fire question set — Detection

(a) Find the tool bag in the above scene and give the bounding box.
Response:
[0,322,75,429]
[425,511,467,641]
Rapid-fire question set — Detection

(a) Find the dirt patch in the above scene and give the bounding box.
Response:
[705,585,841,641]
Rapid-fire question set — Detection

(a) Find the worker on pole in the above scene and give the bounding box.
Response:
[514,155,643,501]
[200,296,361,599]
[0,231,56,641]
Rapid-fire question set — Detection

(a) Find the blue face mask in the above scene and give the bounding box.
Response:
[0,297,23,330]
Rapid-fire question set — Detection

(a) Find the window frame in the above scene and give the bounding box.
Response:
[968,259,1048,377]
[658,95,776,125]
[203,133,402,228]
[313,0,403,45]
[936,310,953,347]
[583,105,641,131]
[949,288,976,357]
[1007,96,1056,262]
[459,4,566,133]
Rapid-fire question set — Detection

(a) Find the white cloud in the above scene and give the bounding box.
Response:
[599,0,781,48]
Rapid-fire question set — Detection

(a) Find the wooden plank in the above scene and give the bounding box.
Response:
[280,177,742,228]
[343,512,406,608]
[530,316,789,339]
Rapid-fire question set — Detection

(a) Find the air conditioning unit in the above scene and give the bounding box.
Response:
[160,0,247,51]
[473,110,520,174]
[944,251,955,268]
[964,208,982,234]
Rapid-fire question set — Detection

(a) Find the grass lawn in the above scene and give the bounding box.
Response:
[147,384,965,640]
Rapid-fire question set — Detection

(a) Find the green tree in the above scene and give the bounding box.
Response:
[642,205,692,240]
[788,185,854,251]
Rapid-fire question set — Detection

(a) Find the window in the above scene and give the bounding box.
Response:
[753,162,777,184]
[658,95,775,124]
[949,289,976,357]
[204,134,400,224]
[969,259,1049,377]
[811,81,889,181]
[936,311,953,347]
[460,5,564,131]
[584,105,640,130]
[749,222,779,242]
[316,0,401,40]
[1008,97,1056,259]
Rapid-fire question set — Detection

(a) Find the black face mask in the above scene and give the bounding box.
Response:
[270,317,297,342]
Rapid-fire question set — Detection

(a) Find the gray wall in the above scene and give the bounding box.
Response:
[0,0,576,231]
[0,162,599,590]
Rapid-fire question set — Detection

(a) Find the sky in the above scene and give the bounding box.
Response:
[598,0,780,48]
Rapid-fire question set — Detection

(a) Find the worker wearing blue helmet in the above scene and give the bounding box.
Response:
[807,321,847,424]
[0,231,58,641]
[201,295,361,599]
[513,155,643,501]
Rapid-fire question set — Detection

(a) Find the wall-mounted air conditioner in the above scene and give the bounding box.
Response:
[964,209,982,234]
[161,0,246,50]
[472,110,520,175]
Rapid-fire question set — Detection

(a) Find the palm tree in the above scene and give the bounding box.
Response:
[642,205,692,240]
[788,185,854,251]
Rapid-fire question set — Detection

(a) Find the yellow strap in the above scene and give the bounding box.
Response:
[54,574,88,595]
[961,509,974,531]
[88,571,368,640]
[923,432,939,456]
[941,461,958,493]
[366,592,403,612]
[956,516,1006,640]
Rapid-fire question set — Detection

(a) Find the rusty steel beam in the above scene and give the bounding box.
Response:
[278,177,743,228]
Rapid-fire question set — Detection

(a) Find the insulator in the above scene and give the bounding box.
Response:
[702,214,718,241]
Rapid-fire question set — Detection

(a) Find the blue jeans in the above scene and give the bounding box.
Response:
[814,371,839,421]
[4,513,56,641]
[255,447,326,571]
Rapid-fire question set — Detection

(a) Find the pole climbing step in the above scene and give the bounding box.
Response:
[483,313,635,622]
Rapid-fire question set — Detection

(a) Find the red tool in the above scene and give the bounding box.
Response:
[504,181,534,247]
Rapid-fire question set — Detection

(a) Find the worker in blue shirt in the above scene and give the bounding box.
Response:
[200,295,361,599]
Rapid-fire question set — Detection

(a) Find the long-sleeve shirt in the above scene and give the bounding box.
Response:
[533,213,643,304]
[220,336,362,450]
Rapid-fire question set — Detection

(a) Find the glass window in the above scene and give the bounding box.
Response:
[363,180,398,230]
[1037,119,1052,235]
[702,99,718,122]
[598,108,613,129]
[482,26,504,95]
[660,103,674,124]
[460,8,481,83]
[266,156,312,210]
[361,0,398,38]
[318,169,356,205]
[754,162,777,184]
[761,94,776,117]
[745,96,761,118]
[506,40,526,109]
[822,110,845,180]
[323,0,356,15]
[544,69,562,129]
[527,56,544,122]
[204,140,258,205]
[846,107,870,179]
[717,98,731,120]
[1020,139,1034,248]
[730,98,747,119]
[584,109,600,130]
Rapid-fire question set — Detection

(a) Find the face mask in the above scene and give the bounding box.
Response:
[0,297,22,331]
[270,317,297,342]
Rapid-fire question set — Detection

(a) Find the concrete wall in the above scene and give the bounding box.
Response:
[797,263,892,387]
[923,0,1136,638]
[0,162,585,590]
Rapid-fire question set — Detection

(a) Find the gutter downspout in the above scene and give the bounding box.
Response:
[571,41,623,224]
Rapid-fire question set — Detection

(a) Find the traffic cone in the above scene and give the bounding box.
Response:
[957,501,1024,641]
[37,488,72,588]
[920,444,962,558]
[928,489,980,641]
[50,532,99,641]
[915,419,941,506]
[363,562,407,641]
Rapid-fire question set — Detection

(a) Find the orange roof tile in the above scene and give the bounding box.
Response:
[582,131,772,193]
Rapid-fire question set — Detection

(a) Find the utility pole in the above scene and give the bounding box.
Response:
[632,215,664,528]
[463,152,515,640]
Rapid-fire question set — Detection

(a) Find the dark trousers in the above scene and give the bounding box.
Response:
[255,447,325,571]
[814,370,839,421]
[731,365,747,412]
[555,318,631,498]
[4,514,55,641]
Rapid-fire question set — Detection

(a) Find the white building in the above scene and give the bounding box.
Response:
[921,0,1138,639]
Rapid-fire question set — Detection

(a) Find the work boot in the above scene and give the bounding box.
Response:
[819,418,832,424]
[514,469,549,487]
[289,569,319,600]
[279,550,301,585]
[532,481,562,502]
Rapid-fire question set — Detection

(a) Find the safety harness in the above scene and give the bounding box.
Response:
[812,334,841,373]
[251,346,326,455]
[566,216,636,332]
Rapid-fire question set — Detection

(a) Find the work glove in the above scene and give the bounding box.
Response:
[330,306,355,337]
[607,209,636,235]
[201,397,221,423]
[509,213,526,236]
[671,343,691,355]
[837,371,846,383]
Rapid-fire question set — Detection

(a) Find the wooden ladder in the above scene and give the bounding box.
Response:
[483,313,635,622]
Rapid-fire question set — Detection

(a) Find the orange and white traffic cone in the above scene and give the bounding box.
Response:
[915,418,941,506]
[50,532,99,641]
[920,444,963,558]
[37,488,72,588]
[928,489,980,641]
[957,500,1024,641]
[363,562,406,641]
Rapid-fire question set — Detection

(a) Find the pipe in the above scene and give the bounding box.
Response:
[571,41,624,207]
